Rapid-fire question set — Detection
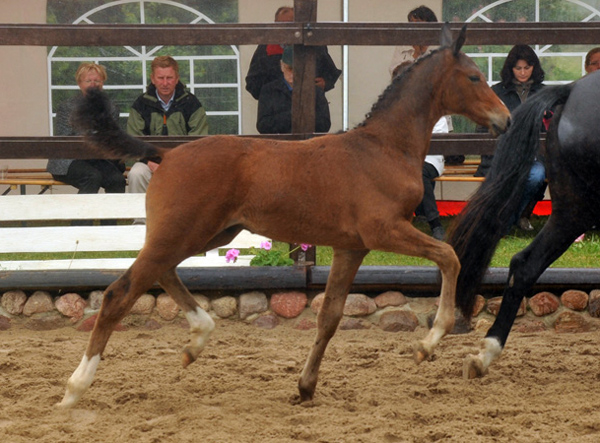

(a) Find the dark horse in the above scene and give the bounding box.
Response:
[57,25,510,408]
[449,71,600,378]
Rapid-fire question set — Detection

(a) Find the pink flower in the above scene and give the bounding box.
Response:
[260,240,272,251]
[300,244,311,251]
[225,248,240,263]
[574,234,585,243]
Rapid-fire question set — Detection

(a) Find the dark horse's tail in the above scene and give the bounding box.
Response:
[71,87,165,160]
[448,83,574,320]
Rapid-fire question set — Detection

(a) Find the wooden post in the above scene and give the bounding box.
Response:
[291,0,317,134]
[290,0,317,265]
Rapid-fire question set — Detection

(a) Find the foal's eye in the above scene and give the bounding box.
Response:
[469,75,481,83]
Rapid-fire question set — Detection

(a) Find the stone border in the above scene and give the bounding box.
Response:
[1,288,600,333]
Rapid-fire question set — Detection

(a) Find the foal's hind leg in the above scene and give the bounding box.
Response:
[464,214,589,379]
[57,260,161,408]
[298,248,368,402]
[157,268,215,368]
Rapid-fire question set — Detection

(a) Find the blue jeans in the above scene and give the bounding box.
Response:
[512,160,546,226]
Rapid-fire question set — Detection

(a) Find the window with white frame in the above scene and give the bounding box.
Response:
[443,0,600,131]
[47,0,240,135]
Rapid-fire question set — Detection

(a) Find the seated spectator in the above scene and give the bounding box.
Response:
[390,6,457,164]
[585,47,600,74]
[48,62,126,197]
[126,56,208,223]
[389,5,439,77]
[245,5,341,101]
[257,45,331,134]
[390,8,451,241]
[474,45,547,232]
[416,118,449,241]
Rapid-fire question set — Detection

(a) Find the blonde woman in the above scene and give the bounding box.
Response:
[47,63,126,202]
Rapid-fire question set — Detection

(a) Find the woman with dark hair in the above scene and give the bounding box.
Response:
[407,5,438,22]
[389,5,438,76]
[475,45,546,231]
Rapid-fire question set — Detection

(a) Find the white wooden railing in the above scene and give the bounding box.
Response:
[0,193,268,271]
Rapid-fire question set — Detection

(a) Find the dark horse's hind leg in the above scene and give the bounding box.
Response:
[464,212,591,379]
[298,248,368,402]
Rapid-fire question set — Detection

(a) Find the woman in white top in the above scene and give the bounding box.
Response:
[389,6,449,241]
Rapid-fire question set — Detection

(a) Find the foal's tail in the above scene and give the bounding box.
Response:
[71,88,165,160]
[448,83,573,319]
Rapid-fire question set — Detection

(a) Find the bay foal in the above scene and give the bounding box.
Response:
[58,25,509,408]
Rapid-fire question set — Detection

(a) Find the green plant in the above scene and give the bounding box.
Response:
[226,241,311,266]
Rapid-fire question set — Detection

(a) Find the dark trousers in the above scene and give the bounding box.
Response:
[52,160,126,225]
[474,154,493,177]
[415,162,440,223]
[53,159,126,194]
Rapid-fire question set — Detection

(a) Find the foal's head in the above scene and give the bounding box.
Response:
[437,25,511,136]
[361,25,510,136]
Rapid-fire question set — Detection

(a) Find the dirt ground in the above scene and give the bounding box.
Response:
[2,319,600,443]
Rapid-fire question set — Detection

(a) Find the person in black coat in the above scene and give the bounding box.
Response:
[245,6,341,101]
[257,46,331,134]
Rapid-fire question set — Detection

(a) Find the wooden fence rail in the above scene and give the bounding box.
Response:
[1,22,600,46]
[0,133,509,159]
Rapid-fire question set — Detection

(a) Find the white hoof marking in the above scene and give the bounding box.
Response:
[57,354,100,409]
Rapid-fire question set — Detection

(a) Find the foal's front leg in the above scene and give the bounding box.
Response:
[413,237,460,363]
[370,221,459,363]
[298,248,368,402]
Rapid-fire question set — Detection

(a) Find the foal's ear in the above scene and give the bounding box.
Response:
[440,22,453,48]
[451,25,468,57]
[440,23,468,56]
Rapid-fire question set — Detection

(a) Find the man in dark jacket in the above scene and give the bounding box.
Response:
[127,56,208,197]
[257,46,331,134]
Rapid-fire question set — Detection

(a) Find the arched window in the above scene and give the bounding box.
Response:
[443,0,600,131]
[47,0,240,135]
[444,0,600,83]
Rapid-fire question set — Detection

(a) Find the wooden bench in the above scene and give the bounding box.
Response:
[1,161,485,194]
[0,193,268,270]
[0,169,67,195]
[0,168,132,195]
[434,159,485,182]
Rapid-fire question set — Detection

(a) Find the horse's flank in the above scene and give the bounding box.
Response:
[150,131,420,251]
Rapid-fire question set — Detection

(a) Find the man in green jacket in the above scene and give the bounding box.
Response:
[127,55,208,213]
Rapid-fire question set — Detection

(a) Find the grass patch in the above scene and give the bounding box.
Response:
[317,216,600,268]
[0,251,140,261]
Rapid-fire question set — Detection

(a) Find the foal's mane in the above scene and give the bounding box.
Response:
[356,46,445,128]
